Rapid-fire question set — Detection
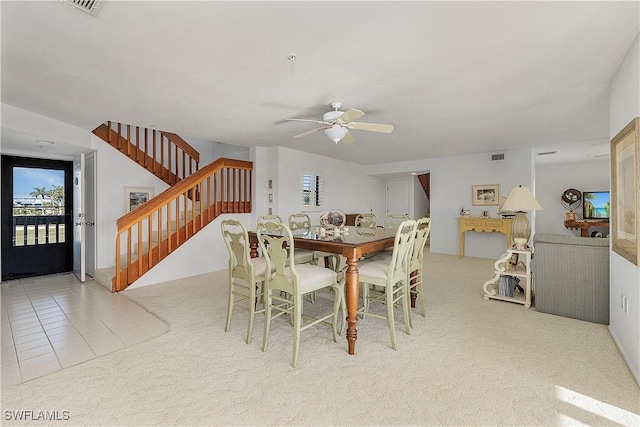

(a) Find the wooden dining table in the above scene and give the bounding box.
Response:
[248,226,396,355]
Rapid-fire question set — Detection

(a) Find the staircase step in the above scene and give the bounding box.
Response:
[94,267,116,291]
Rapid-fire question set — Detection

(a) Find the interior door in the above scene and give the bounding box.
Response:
[386,178,410,217]
[368,177,386,220]
[84,153,96,278]
[1,155,73,280]
[73,154,85,281]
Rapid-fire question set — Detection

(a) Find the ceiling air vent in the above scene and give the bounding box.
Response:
[59,0,103,16]
[491,153,505,161]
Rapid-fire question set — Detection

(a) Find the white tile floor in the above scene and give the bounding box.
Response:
[1,273,168,388]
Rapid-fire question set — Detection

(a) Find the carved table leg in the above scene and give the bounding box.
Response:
[345,256,359,355]
[249,239,259,258]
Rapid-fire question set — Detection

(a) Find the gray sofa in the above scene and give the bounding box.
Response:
[532,233,609,324]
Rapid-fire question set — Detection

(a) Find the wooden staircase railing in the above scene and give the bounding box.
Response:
[417,173,430,199]
[113,158,252,292]
[93,122,200,186]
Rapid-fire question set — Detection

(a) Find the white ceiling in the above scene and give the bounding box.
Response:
[1,1,638,165]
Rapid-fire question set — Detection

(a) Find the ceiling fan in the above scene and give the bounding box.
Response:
[286,101,394,144]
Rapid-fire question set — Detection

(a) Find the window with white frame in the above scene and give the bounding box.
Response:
[302,172,323,208]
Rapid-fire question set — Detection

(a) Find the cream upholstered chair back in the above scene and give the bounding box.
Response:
[355,213,377,229]
[288,213,312,232]
[257,214,283,233]
[384,213,412,230]
[410,217,431,270]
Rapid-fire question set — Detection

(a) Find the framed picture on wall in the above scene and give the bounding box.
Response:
[124,186,154,214]
[472,184,500,206]
[611,117,640,266]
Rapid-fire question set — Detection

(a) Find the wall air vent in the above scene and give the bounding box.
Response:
[491,154,505,161]
[59,0,103,16]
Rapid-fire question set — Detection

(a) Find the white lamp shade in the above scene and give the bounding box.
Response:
[324,125,348,143]
[501,186,543,212]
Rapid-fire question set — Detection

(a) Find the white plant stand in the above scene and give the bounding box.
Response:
[483,247,532,307]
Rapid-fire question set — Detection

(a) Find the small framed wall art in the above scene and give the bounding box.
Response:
[124,186,154,214]
[472,184,500,206]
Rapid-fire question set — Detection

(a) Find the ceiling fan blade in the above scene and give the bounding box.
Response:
[348,122,394,133]
[341,131,355,143]
[286,118,328,125]
[293,127,329,139]
[337,108,365,124]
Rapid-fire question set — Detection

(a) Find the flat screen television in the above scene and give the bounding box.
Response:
[582,191,610,220]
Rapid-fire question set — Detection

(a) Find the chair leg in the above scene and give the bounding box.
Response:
[417,276,426,317]
[246,286,255,344]
[261,290,272,352]
[292,294,303,368]
[362,282,371,314]
[225,281,234,333]
[405,280,414,329]
[386,286,397,350]
[402,284,411,335]
[331,285,342,342]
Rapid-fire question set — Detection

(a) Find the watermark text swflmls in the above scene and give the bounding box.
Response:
[4,410,70,421]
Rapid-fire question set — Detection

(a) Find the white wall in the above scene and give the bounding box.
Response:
[182,135,250,166]
[90,134,170,269]
[272,146,372,225]
[608,32,640,386]
[535,160,610,236]
[367,148,533,259]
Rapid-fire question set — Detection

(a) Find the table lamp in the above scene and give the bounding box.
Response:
[501,185,543,249]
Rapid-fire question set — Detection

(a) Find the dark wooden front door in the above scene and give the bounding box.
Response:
[1,155,73,281]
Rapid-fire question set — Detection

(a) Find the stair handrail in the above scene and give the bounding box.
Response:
[160,131,200,164]
[114,157,253,291]
[94,122,201,185]
[116,157,252,232]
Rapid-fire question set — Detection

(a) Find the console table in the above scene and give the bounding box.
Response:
[459,217,512,258]
[563,219,609,237]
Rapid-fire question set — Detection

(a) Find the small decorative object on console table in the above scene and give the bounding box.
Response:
[483,247,533,307]
[500,185,543,249]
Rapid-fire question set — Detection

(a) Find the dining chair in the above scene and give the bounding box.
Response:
[406,217,431,326]
[260,214,315,265]
[384,213,412,230]
[287,212,317,263]
[357,219,417,350]
[220,219,266,344]
[355,213,377,229]
[257,222,344,367]
[257,214,283,232]
[370,217,431,327]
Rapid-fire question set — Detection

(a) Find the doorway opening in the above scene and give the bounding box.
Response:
[1,155,73,281]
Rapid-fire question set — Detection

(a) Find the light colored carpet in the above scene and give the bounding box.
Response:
[2,252,639,426]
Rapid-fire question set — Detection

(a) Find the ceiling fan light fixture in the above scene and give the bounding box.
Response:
[324,125,347,143]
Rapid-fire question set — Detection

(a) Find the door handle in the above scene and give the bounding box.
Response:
[85,222,95,226]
